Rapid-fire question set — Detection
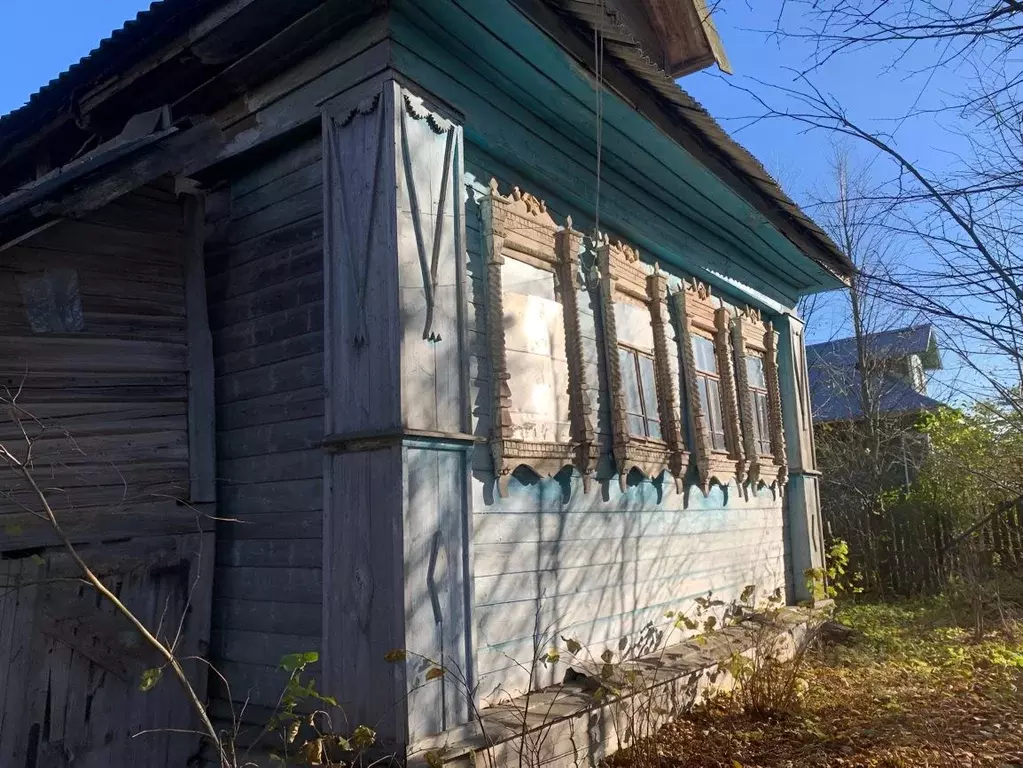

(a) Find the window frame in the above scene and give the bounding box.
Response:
[733,305,788,489]
[672,279,744,494]
[597,235,687,491]
[617,341,662,441]
[482,180,597,495]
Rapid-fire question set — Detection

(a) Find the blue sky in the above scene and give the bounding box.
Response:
[0,1,977,398]
[0,1,151,117]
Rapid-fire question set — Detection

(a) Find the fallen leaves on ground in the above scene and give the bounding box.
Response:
[606,599,1023,768]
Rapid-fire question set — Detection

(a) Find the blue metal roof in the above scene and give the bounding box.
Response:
[806,324,944,422]
[808,365,944,423]
[807,325,941,370]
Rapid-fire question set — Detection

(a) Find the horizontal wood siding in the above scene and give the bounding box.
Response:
[206,135,324,722]
[0,184,194,550]
[463,156,787,705]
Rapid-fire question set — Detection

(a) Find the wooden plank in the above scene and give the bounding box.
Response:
[184,195,217,503]
[323,447,405,741]
[217,417,323,459]
[206,240,322,304]
[216,538,323,569]
[210,25,391,163]
[215,566,322,604]
[207,216,321,275]
[0,500,213,551]
[213,303,323,361]
[184,531,216,712]
[232,157,322,220]
[215,353,323,402]
[216,330,324,377]
[212,627,320,666]
[212,597,322,636]
[219,449,322,484]
[218,478,322,514]
[216,386,323,431]
[209,272,323,330]
[216,510,322,541]
[0,336,186,374]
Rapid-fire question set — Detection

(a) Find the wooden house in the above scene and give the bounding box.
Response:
[0,1,852,765]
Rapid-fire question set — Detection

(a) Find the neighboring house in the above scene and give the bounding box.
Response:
[807,324,944,491]
[0,2,852,766]
[807,325,944,423]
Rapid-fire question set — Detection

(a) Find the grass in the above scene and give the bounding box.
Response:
[606,595,1023,767]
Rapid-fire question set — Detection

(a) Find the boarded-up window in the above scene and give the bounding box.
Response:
[18,269,84,333]
[501,258,571,444]
[482,181,597,494]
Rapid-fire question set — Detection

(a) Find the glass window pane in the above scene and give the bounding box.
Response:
[746,355,767,389]
[638,354,659,421]
[707,378,727,451]
[619,348,644,418]
[628,414,647,436]
[646,418,662,440]
[692,336,717,374]
[697,374,712,434]
[756,392,772,454]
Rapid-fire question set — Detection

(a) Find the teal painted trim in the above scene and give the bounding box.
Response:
[402,436,479,452]
[775,314,804,469]
[392,0,843,301]
[463,152,795,314]
[464,156,789,315]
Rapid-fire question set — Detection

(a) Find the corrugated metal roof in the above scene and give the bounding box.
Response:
[806,324,944,422]
[0,0,214,135]
[808,366,944,423]
[0,0,854,279]
[807,325,941,370]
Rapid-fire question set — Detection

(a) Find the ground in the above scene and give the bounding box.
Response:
[607,597,1023,767]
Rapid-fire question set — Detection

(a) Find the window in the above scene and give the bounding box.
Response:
[692,335,727,451]
[745,354,772,455]
[672,279,744,493]
[733,305,788,488]
[619,344,661,440]
[482,180,597,494]
[597,236,687,490]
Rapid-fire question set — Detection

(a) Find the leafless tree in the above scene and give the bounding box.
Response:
[806,149,926,591]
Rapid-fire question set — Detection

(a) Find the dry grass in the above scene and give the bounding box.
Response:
[606,598,1023,768]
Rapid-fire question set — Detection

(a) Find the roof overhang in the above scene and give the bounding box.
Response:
[0,109,222,249]
[606,0,731,77]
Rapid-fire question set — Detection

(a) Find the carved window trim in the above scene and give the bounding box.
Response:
[597,235,687,491]
[733,306,788,488]
[672,280,744,494]
[481,180,597,495]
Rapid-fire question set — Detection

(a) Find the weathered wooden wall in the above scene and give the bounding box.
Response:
[0,185,194,547]
[204,135,325,725]
[463,165,788,704]
[0,184,214,766]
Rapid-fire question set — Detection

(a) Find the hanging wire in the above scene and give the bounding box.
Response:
[592,0,606,238]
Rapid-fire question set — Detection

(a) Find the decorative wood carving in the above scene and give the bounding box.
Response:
[733,305,788,488]
[398,91,457,342]
[672,279,744,494]
[482,180,597,495]
[324,93,384,348]
[596,234,688,491]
